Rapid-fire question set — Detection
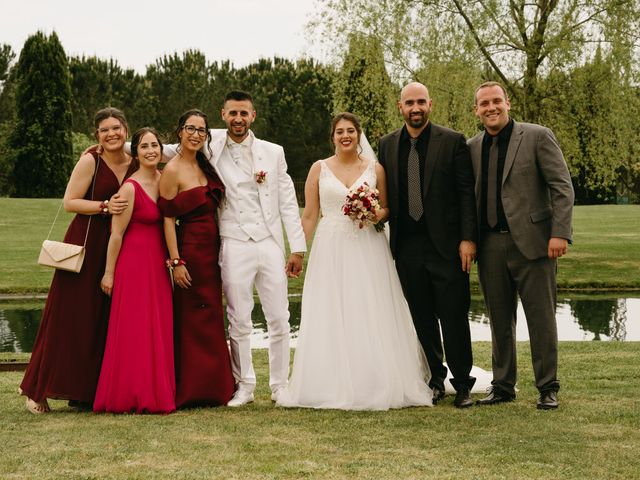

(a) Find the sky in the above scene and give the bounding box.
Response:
[1,0,324,72]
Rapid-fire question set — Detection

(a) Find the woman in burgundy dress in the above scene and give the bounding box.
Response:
[94,128,175,414]
[20,108,134,413]
[158,109,235,408]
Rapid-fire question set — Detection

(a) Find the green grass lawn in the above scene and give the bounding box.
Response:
[1,343,638,479]
[1,199,638,294]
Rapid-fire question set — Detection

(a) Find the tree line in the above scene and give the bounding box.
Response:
[1,0,639,203]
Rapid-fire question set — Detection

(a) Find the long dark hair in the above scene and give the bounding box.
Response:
[130,127,163,173]
[174,109,216,179]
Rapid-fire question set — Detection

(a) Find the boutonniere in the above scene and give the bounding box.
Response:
[255,170,267,184]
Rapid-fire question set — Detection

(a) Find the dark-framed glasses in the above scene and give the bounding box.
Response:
[183,125,207,137]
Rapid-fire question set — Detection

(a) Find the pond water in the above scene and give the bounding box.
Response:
[0,295,638,353]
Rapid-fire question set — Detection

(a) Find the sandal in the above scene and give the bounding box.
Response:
[25,397,50,414]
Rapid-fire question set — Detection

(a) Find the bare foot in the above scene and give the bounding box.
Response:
[25,397,50,414]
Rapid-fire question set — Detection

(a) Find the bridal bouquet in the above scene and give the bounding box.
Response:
[342,182,385,232]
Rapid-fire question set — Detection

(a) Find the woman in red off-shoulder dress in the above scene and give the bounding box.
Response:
[159,109,235,408]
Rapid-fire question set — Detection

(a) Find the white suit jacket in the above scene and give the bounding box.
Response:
[205,129,306,255]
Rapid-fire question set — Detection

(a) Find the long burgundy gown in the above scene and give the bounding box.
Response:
[21,152,134,404]
[94,179,175,414]
[158,174,235,408]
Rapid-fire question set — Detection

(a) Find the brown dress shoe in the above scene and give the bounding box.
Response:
[476,387,515,406]
[537,391,558,410]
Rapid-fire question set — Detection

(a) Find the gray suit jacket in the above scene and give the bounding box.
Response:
[468,121,574,260]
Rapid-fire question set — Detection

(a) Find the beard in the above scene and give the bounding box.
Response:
[406,112,428,129]
[228,123,248,138]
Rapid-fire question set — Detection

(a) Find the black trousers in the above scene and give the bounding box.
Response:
[395,231,475,392]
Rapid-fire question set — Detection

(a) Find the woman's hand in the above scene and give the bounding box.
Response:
[172,264,192,289]
[108,193,129,215]
[101,272,114,296]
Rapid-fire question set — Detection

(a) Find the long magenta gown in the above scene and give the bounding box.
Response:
[21,151,134,404]
[158,174,235,408]
[93,179,175,414]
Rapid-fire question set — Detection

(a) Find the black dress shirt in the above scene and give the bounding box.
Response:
[397,123,431,234]
[481,119,514,232]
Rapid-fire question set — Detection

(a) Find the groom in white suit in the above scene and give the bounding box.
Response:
[211,91,306,406]
[164,91,306,406]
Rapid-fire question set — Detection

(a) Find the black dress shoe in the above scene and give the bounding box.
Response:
[453,388,473,408]
[432,387,445,405]
[537,391,558,410]
[476,388,515,406]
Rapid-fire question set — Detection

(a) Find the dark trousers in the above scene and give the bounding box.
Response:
[477,232,559,395]
[395,232,474,392]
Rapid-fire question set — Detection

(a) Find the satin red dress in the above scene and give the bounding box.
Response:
[94,180,175,414]
[158,174,235,408]
[21,152,134,403]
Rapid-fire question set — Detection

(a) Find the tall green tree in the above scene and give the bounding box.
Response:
[146,50,213,134]
[333,34,396,151]
[311,0,640,123]
[544,48,640,203]
[234,57,334,181]
[0,44,16,195]
[10,31,73,197]
[69,56,153,135]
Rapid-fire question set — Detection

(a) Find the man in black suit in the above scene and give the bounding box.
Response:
[378,82,478,408]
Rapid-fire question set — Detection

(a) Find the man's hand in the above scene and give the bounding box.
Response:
[285,254,304,278]
[459,240,476,273]
[548,237,568,258]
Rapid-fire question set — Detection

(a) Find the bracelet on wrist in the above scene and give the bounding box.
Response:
[99,200,110,216]
[165,258,187,269]
[292,252,305,259]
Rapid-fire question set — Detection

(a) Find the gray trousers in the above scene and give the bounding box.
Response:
[478,232,559,395]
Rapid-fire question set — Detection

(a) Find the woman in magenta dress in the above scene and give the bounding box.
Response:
[158,109,235,408]
[94,128,175,414]
[20,108,134,414]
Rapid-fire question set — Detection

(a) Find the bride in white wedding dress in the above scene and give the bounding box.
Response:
[276,113,433,410]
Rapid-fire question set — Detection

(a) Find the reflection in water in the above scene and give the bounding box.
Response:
[569,298,627,341]
[0,296,637,353]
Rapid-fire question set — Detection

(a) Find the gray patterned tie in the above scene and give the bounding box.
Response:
[487,136,499,228]
[408,137,423,221]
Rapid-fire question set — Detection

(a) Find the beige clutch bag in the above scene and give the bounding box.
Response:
[38,240,86,273]
[38,154,99,274]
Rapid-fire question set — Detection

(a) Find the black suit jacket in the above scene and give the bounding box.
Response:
[379,123,477,260]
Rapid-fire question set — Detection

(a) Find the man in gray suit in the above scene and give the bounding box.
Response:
[469,81,574,409]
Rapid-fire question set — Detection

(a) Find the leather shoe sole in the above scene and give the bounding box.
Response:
[432,388,445,405]
[476,391,515,406]
[537,391,558,410]
[454,390,473,408]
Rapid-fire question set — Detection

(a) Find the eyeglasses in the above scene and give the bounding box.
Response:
[183,125,207,137]
[97,125,123,135]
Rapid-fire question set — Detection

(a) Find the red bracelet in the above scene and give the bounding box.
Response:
[165,258,186,269]
[99,200,110,217]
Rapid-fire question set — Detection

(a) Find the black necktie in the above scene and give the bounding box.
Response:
[487,136,499,228]
[408,137,423,221]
